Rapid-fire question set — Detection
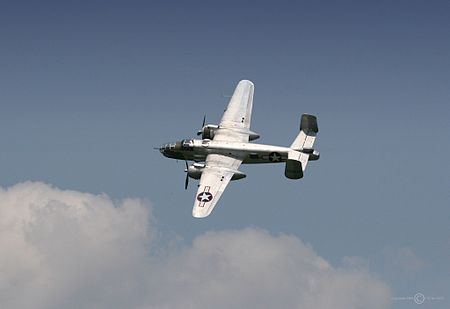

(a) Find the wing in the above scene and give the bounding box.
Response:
[192,154,243,218]
[213,80,254,142]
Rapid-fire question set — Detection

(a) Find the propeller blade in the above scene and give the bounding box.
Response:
[197,115,206,136]
[184,161,189,190]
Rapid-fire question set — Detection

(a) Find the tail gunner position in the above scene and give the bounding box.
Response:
[159,80,319,218]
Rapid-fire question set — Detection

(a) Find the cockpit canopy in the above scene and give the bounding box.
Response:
[159,139,194,153]
[159,142,176,152]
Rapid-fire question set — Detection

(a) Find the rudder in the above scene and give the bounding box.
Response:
[290,114,318,151]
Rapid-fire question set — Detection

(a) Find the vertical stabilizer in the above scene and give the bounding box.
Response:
[290,114,318,151]
[286,114,319,179]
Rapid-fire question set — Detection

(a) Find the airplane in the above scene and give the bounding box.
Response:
[159,80,319,218]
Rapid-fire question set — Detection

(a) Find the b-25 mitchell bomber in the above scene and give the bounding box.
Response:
[159,80,319,218]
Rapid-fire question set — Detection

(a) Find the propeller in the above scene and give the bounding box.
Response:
[184,161,189,190]
[196,115,206,136]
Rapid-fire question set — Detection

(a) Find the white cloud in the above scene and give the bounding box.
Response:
[0,182,152,309]
[0,182,391,309]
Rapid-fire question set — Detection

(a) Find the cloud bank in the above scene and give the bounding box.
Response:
[0,182,391,309]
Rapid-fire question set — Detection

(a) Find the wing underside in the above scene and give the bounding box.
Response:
[213,80,254,142]
[192,80,253,217]
[192,154,242,218]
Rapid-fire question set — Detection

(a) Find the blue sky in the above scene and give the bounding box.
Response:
[1,1,449,308]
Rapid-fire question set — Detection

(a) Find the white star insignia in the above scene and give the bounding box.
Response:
[270,153,281,162]
[200,193,209,201]
[197,192,213,202]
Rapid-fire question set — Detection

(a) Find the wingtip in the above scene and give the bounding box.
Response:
[192,208,212,219]
[238,79,254,87]
[192,212,208,219]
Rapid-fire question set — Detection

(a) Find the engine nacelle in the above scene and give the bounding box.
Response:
[186,163,246,181]
[230,170,246,181]
[248,131,260,141]
[200,125,259,141]
[187,163,205,180]
[200,125,219,140]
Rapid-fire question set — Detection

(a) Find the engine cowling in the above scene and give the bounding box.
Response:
[199,125,219,140]
[187,163,205,180]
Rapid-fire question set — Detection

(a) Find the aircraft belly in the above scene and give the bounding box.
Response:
[190,141,289,164]
[178,150,206,162]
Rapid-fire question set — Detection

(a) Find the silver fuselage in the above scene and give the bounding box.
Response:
[160,139,291,164]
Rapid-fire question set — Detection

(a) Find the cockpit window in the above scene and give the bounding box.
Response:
[182,139,194,150]
[160,143,176,151]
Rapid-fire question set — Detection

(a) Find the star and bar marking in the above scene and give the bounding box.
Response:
[197,186,213,207]
[197,191,213,202]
